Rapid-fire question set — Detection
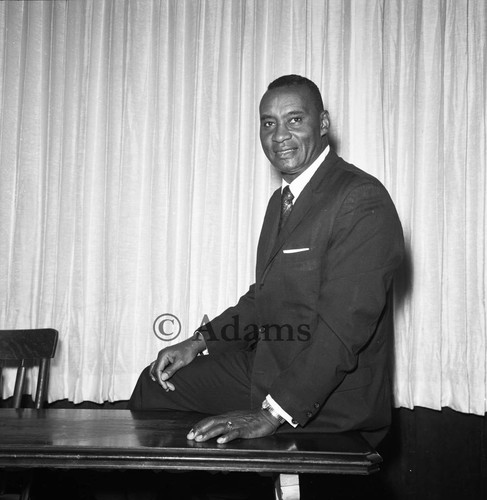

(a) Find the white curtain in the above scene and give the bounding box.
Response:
[0,0,485,414]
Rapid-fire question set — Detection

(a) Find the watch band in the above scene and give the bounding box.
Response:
[191,330,205,341]
[191,330,207,355]
[261,399,285,424]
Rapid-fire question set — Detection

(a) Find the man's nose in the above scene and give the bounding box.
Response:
[273,122,292,142]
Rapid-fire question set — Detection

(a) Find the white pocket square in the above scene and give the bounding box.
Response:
[283,247,310,254]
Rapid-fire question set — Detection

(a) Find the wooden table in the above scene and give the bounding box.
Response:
[0,409,381,499]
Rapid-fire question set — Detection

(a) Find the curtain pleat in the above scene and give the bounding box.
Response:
[0,0,486,414]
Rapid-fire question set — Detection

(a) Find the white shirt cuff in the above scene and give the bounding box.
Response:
[266,395,298,427]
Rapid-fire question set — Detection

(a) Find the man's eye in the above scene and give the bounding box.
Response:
[262,121,275,128]
[290,117,302,124]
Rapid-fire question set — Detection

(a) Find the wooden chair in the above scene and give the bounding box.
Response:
[0,328,58,500]
[0,328,58,409]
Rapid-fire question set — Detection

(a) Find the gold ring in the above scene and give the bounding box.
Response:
[226,421,233,428]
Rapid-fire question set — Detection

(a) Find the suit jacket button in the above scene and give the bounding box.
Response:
[314,402,320,409]
[306,411,313,418]
[258,327,265,334]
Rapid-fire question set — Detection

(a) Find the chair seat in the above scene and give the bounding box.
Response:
[0,329,58,409]
[0,328,58,500]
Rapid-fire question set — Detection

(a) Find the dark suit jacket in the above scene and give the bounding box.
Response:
[204,150,404,444]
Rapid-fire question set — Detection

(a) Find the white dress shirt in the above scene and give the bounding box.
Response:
[265,144,330,427]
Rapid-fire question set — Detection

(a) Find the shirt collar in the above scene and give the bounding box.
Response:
[281,145,330,201]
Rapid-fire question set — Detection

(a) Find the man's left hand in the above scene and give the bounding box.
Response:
[186,409,281,444]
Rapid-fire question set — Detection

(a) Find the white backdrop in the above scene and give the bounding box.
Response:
[0,0,485,414]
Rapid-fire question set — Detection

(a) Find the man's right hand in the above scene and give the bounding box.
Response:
[149,332,206,391]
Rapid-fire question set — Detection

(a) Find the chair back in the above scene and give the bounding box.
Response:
[0,329,58,409]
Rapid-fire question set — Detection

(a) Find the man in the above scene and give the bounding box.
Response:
[129,75,404,448]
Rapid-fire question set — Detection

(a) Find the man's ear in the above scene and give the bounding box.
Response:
[320,110,330,136]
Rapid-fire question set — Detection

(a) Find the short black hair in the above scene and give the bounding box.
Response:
[267,74,324,113]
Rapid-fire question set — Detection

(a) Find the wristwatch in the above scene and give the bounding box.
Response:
[191,330,205,342]
[261,399,285,424]
[190,330,207,355]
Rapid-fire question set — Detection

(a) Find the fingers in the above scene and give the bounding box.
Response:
[216,428,241,444]
[149,357,177,391]
[159,359,182,381]
[149,356,167,381]
[148,339,199,391]
[186,416,216,440]
[186,410,279,444]
[161,380,175,391]
[149,362,157,381]
[187,418,241,443]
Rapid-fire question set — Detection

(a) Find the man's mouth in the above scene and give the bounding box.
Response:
[275,148,297,158]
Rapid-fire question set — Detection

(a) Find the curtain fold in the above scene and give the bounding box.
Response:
[0,0,486,414]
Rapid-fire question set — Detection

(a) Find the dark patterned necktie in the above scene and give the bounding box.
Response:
[279,185,294,233]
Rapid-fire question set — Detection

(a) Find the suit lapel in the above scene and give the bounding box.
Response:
[258,152,337,283]
[260,183,314,277]
[256,189,281,279]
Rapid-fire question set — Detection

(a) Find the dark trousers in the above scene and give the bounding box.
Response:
[128,350,255,414]
[94,351,272,499]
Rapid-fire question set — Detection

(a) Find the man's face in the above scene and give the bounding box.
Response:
[259,86,329,182]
